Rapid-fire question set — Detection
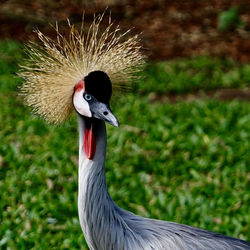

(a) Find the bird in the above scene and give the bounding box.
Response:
[19,13,250,250]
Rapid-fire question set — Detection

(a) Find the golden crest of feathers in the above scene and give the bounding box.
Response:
[19,13,145,124]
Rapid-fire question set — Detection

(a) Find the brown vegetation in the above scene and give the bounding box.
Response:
[0,0,250,62]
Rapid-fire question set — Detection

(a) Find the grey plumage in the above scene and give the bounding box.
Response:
[77,116,250,250]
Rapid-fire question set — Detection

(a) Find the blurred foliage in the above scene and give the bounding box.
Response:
[218,7,244,31]
[0,40,249,249]
[136,57,250,94]
[0,40,23,92]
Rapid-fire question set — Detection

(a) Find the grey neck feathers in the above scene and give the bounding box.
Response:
[77,116,161,250]
[77,116,131,249]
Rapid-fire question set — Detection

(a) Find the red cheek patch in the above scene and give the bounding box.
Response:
[75,79,85,93]
[83,125,96,160]
[76,80,96,160]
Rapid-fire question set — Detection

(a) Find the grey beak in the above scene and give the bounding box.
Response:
[89,101,119,127]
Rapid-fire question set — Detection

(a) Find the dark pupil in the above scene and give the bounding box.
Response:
[85,94,91,101]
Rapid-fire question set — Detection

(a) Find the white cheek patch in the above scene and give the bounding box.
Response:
[73,90,92,117]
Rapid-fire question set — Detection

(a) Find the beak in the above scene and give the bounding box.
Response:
[89,100,119,127]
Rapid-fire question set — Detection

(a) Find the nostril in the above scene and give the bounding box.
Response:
[103,111,108,116]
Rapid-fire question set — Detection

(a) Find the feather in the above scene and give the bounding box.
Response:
[18,13,145,124]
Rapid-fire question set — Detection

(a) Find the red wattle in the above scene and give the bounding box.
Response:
[83,126,96,160]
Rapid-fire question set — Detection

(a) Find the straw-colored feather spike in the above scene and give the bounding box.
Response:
[19,13,145,124]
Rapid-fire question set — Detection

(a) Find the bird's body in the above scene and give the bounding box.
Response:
[19,14,250,250]
[77,115,250,250]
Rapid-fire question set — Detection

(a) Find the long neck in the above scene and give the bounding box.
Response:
[77,116,175,250]
[77,115,120,249]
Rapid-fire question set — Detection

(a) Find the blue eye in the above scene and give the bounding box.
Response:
[84,94,92,101]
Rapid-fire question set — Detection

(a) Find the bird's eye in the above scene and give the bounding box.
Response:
[84,94,92,101]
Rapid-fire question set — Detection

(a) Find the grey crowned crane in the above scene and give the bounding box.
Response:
[20,14,250,250]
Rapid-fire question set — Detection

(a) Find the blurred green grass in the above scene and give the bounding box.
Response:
[0,40,249,249]
[135,58,250,95]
